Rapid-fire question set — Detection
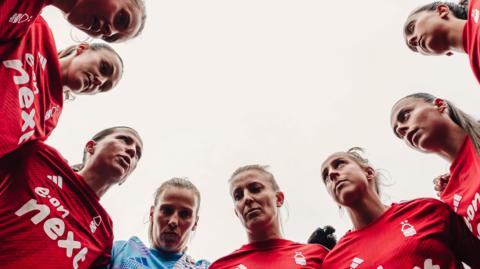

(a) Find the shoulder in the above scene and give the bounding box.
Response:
[392,198,452,219]
[396,197,447,209]
[112,236,150,258]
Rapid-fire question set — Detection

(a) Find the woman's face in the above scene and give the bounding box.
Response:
[65,0,142,42]
[86,128,142,183]
[150,187,199,253]
[403,6,452,55]
[321,153,373,206]
[391,97,450,153]
[62,45,122,95]
[230,170,284,233]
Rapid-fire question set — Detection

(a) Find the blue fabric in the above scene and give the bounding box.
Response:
[110,236,210,269]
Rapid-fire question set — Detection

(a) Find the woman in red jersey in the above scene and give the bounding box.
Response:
[391,92,480,239]
[0,16,124,159]
[0,0,146,42]
[0,126,143,269]
[209,165,327,269]
[320,147,480,268]
[402,1,480,85]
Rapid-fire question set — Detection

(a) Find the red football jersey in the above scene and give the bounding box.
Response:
[322,198,480,269]
[209,238,327,269]
[464,0,480,84]
[0,141,113,269]
[0,16,63,159]
[442,137,480,238]
[0,0,51,42]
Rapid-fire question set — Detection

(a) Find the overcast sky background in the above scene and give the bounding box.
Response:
[41,0,480,262]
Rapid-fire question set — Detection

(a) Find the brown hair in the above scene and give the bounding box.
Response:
[58,43,124,71]
[148,177,201,246]
[323,147,382,195]
[229,164,280,192]
[72,126,142,171]
[396,92,480,155]
[410,1,469,19]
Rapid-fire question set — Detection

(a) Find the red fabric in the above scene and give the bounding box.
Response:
[209,238,327,269]
[442,136,480,239]
[322,198,480,269]
[0,0,51,42]
[0,141,113,269]
[0,16,63,159]
[464,0,480,84]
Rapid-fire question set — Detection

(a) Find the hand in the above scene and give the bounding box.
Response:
[433,173,450,197]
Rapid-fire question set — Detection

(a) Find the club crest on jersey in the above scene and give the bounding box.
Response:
[473,9,480,24]
[350,257,363,269]
[89,216,102,233]
[293,251,306,266]
[235,264,247,269]
[401,220,416,237]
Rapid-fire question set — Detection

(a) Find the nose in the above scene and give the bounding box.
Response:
[168,214,178,229]
[93,76,102,87]
[396,123,409,138]
[328,170,339,182]
[408,35,418,48]
[126,146,136,159]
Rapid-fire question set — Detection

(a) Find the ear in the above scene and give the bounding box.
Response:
[436,4,450,18]
[191,215,199,231]
[75,43,90,56]
[85,140,96,155]
[275,191,285,207]
[365,166,376,181]
[149,205,154,222]
[434,98,448,113]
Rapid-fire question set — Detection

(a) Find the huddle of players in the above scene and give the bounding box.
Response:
[1,0,480,268]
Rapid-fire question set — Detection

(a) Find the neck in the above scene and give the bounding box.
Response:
[247,224,283,243]
[447,19,467,53]
[436,124,467,162]
[77,168,117,198]
[50,0,76,14]
[346,191,389,230]
[58,57,70,87]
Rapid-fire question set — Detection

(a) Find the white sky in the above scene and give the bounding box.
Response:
[42,0,480,262]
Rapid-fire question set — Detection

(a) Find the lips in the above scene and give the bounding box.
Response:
[334,180,348,193]
[117,155,131,170]
[244,208,261,219]
[90,16,101,32]
[419,36,428,53]
[161,232,179,242]
[83,72,92,92]
[406,128,420,147]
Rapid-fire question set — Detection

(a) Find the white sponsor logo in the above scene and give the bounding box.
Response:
[350,257,364,269]
[463,192,480,238]
[2,53,47,145]
[413,258,440,269]
[89,216,102,233]
[15,186,88,269]
[235,264,247,269]
[293,251,306,266]
[8,13,33,24]
[47,175,63,189]
[473,9,480,23]
[453,194,462,212]
[401,220,416,237]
